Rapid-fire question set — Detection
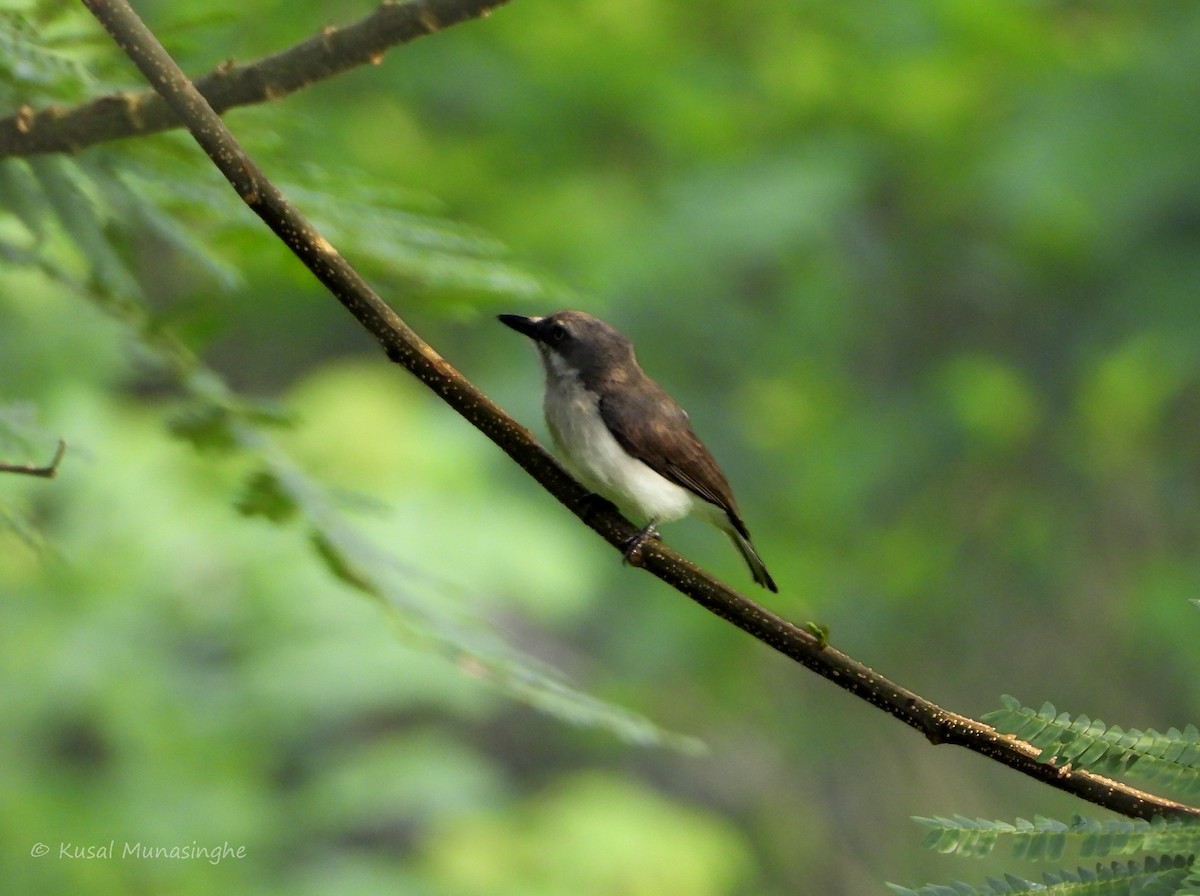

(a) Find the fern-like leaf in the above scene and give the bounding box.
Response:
[915,814,1200,861]
[891,854,1194,895]
[0,7,95,101]
[27,154,141,300]
[1071,816,1200,859]
[85,154,243,292]
[983,697,1200,800]
[281,172,561,301]
[231,441,704,754]
[1180,865,1200,893]
[0,157,48,244]
[914,815,1070,861]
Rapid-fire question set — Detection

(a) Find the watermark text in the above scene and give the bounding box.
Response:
[30,840,246,865]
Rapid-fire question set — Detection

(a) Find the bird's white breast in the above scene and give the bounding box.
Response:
[541,354,696,524]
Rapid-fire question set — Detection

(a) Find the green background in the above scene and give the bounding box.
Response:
[2,1,1199,892]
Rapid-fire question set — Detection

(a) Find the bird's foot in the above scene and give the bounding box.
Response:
[620,522,661,567]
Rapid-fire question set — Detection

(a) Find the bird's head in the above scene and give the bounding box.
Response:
[498,310,636,386]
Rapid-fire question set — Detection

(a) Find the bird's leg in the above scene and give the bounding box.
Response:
[620,519,661,567]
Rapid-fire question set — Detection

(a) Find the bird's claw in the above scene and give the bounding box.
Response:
[620,523,661,567]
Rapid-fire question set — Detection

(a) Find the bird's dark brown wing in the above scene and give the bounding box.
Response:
[598,378,752,540]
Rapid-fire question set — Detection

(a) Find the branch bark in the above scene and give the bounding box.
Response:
[78,0,1200,824]
[0,439,65,477]
[2,0,500,159]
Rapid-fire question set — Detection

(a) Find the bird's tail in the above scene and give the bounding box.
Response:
[726,528,778,593]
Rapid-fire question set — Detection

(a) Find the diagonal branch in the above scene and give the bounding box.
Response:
[2,0,502,159]
[79,0,1200,824]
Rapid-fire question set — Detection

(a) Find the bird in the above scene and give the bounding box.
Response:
[498,310,777,592]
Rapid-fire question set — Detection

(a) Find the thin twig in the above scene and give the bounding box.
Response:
[2,0,503,159]
[78,0,1200,822]
[0,439,66,478]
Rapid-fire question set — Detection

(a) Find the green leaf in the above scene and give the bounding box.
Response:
[0,159,48,242]
[27,155,140,300]
[309,529,376,595]
[235,468,298,523]
[167,402,237,453]
[281,171,561,301]
[84,154,243,293]
[914,814,1200,862]
[982,697,1200,800]
[893,855,1195,896]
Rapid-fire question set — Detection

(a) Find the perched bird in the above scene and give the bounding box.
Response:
[498,310,777,592]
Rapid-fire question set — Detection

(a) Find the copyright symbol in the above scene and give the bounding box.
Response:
[31,843,49,857]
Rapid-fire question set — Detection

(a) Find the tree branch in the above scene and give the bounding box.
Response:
[79,0,1200,823]
[0,439,66,477]
[2,0,503,159]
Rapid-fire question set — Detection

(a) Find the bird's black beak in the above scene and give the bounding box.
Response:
[497,314,543,340]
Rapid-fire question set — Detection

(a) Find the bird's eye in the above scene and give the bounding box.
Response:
[549,324,568,343]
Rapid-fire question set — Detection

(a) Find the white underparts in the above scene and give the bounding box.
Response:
[540,352,703,526]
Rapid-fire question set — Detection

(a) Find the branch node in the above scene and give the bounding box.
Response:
[123,92,147,129]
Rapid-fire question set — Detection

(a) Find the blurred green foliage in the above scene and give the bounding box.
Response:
[3,0,1200,893]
